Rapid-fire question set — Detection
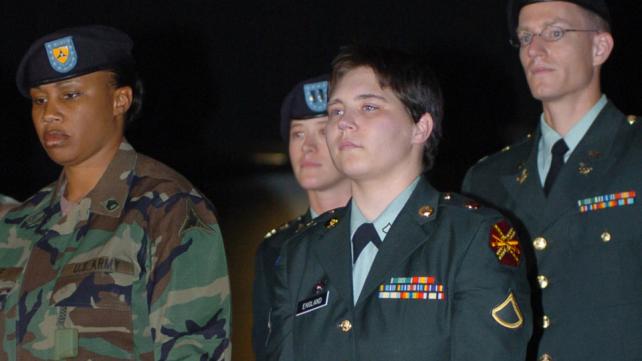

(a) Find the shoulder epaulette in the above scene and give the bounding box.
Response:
[263,215,304,239]
[439,192,482,211]
[475,132,533,165]
[626,115,638,126]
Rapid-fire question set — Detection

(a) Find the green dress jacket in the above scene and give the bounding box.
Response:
[268,178,532,361]
[253,211,311,361]
[463,101,642,361]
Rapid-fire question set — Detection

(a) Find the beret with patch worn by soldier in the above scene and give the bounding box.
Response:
[507,0,611,34]
[16,25,134,97]
[280,74,329,141]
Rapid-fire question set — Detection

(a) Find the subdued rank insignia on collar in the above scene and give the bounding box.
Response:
[325,218,339,229]
[102,198,120,212]
[44,36,78,73]
[303,81,328,113]
[577,191,636,213]
[489,220,521,267]
[492,292,523,329]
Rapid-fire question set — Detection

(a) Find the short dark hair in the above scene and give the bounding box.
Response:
[108,62,144,126]
[330,45,444,172]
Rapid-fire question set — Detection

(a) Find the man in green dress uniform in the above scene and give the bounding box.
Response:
[463,1,641,360]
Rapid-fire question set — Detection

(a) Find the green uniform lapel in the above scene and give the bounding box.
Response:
[500,102,628,231]
[550,102,625,207]
[355,180,440,307]
[499,134,548,228]
[311,207,355,306]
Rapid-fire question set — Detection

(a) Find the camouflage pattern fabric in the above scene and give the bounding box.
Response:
[0,142,231,360]
[0,195,19,219]
[0,195,18,205]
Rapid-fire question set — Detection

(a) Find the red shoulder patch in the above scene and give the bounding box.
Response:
[489,220,521,267]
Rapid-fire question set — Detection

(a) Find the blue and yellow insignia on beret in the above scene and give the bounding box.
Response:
[44,36,78,73]
[303,81,328,113]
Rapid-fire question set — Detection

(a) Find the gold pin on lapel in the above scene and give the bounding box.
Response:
[578,162,593,175]
[418,206,434,218]
[516,168,528,184]
[627,115,637,125]
[325,218,339,229]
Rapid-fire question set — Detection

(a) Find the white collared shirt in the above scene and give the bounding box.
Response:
[537,95,607,185]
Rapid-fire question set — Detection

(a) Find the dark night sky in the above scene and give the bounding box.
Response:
[1,1,641,201]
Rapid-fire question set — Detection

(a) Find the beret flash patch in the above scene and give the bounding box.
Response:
[489,220,521,267]
[45,36,78,73]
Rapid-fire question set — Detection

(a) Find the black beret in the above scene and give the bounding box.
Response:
[280,74,329,141]
[16,25,134,97]
[508,0,611,33]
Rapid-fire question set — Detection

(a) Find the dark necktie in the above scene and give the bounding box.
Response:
[352,223,382,263]
[543,139,569,196]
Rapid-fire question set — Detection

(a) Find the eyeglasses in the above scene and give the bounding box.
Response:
[510,24,599,48]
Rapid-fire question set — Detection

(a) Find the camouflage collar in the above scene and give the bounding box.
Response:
[51,141,137,218]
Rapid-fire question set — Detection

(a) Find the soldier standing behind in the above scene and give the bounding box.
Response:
[253,75,351,361]
[0,25,231,360]
[463,1,642,360]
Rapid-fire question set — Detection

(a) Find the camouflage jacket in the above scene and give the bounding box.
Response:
[0,142,231,360]
[0,195,19,219]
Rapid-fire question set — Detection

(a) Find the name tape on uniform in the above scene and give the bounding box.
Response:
[296,291,330,316]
